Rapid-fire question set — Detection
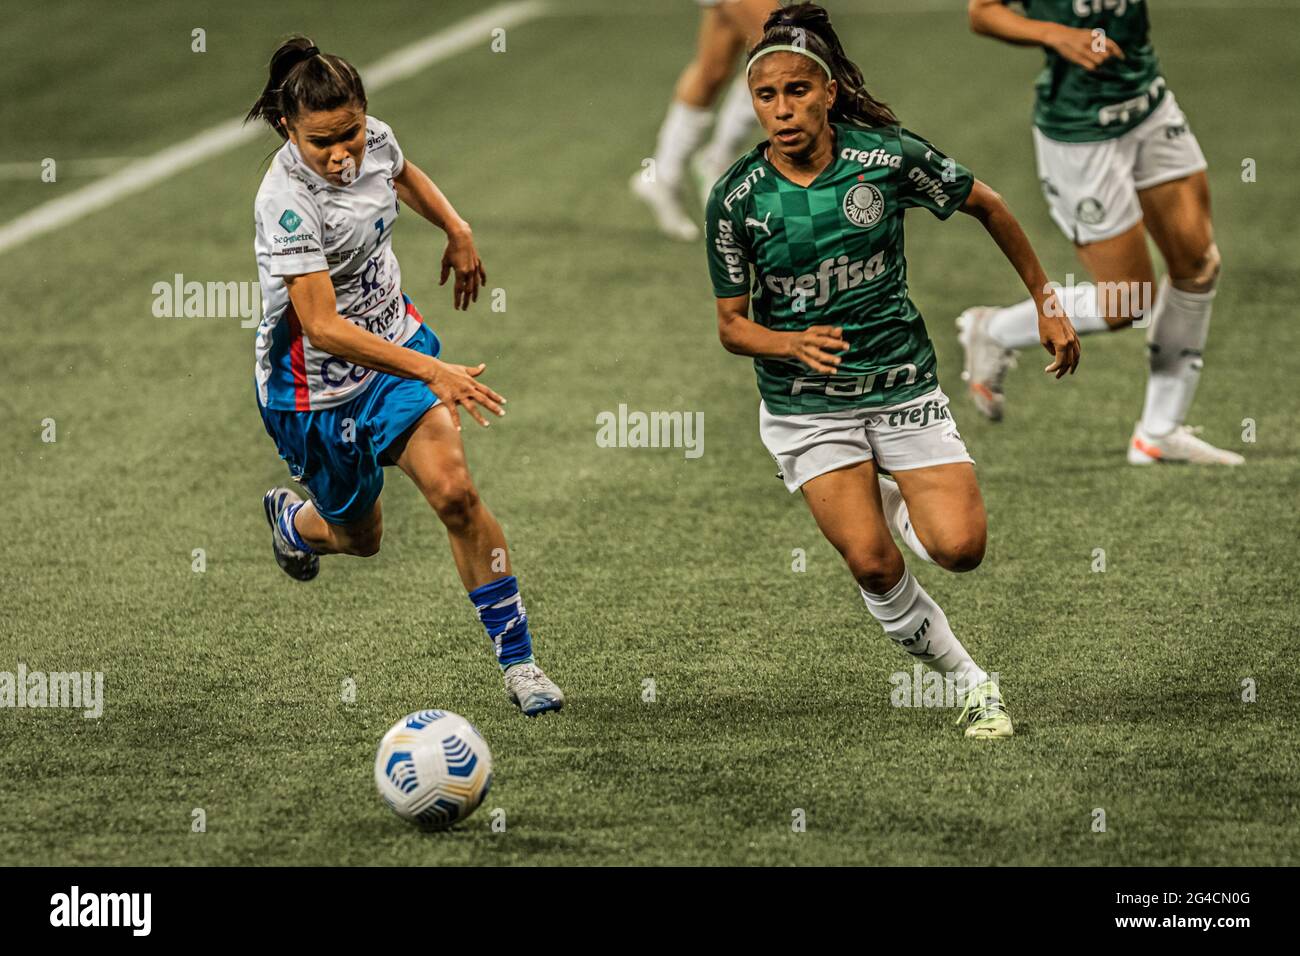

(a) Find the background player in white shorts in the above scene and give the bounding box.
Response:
[959,0,1242,465]
[631,0,781,240]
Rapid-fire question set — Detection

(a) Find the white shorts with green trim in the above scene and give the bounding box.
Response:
[1033,91,1207,246]
[759,386,973,494]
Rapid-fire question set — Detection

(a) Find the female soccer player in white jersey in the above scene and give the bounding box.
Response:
[958,0,1242,465]
[631,0,780,240]
[246,38,563,716]
[706,4,1081,737]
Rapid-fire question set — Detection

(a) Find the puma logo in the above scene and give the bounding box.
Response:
[745,212,772,236]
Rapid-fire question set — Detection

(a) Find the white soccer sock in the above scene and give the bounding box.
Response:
[878,478,932,564]
[650,99,714,187]
[986,283,1111,350]
[1140,277,1214,436]
[698,74,759,170]
[861,570,987,693]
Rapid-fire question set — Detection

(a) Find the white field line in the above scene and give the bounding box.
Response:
[0,0,549,255]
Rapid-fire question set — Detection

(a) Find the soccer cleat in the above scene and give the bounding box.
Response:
[503,661,565,717]
[957,679,1014,739]
[629,171,699,242]
[263,487,320,582]
[1127,423,1245,466]
[956,307,1017,422]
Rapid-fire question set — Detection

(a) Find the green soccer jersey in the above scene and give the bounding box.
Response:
[705,123,974,416]
[1019,0,1165,142]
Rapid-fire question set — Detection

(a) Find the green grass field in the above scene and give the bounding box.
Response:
[2,0,1298,866]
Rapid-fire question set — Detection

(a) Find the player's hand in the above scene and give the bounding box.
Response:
[424,358,505,429]
[788,325,849,375]
[1046,24,1124,72]
[440,226,487,311]
[1039,291,1080,379]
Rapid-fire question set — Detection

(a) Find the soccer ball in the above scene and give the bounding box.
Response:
[374,709,493,829]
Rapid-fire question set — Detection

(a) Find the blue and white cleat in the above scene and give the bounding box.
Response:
[503,661,564,717]
[263,487,319,582]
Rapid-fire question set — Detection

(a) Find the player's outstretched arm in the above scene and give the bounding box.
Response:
[393,159,487,311]
[716,294,848,375]
[967,0,1123,71]
[285,271,504,427]
[958,179,1080,378]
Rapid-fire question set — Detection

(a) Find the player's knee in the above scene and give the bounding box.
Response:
[930,529,986,573]
[846,544,905,593]
[1171,242,1221,294]
[428,472,480,532]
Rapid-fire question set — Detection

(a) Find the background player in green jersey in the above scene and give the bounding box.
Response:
[960,0,1242,465]
[706,3,1079,739]
[631,0,780,242]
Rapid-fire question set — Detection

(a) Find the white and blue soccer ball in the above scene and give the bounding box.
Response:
[374,709,493,829]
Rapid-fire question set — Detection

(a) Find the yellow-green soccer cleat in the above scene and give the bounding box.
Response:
[957,680,1014,739]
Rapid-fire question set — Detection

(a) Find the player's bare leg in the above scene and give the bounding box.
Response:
[801,460,1010,738]
[959,222,1153,420]
[692,0,781,201]
[389,404,509,591]
[632,6,745,240]
[390,404,563,715]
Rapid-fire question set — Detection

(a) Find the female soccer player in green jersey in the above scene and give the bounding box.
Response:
[959,0,1242,465]
[705,4,1080,738]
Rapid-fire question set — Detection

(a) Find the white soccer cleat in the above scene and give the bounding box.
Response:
[1128,423,1245,466]
[629,171,699,242]
[956,307,1017,422]
[503,661,564,717]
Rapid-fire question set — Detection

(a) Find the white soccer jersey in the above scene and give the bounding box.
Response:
[253,115,421,410]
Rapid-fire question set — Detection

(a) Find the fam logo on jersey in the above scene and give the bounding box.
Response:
[278,208,303,233]
[1076,197,1106,226]
[723,167,766,212]
[843,182,884,229]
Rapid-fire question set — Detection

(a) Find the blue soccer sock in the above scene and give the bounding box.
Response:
[467,575,534,669]
[279,501,317,554]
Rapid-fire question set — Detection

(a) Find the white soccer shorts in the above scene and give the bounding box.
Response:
[758,386,974,493]
[1033,91,1208,246]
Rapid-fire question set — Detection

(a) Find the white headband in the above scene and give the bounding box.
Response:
[745,43,833,81]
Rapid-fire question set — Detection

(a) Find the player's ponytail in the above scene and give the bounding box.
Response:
[748,2,898,129]
[245,36,367,140]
